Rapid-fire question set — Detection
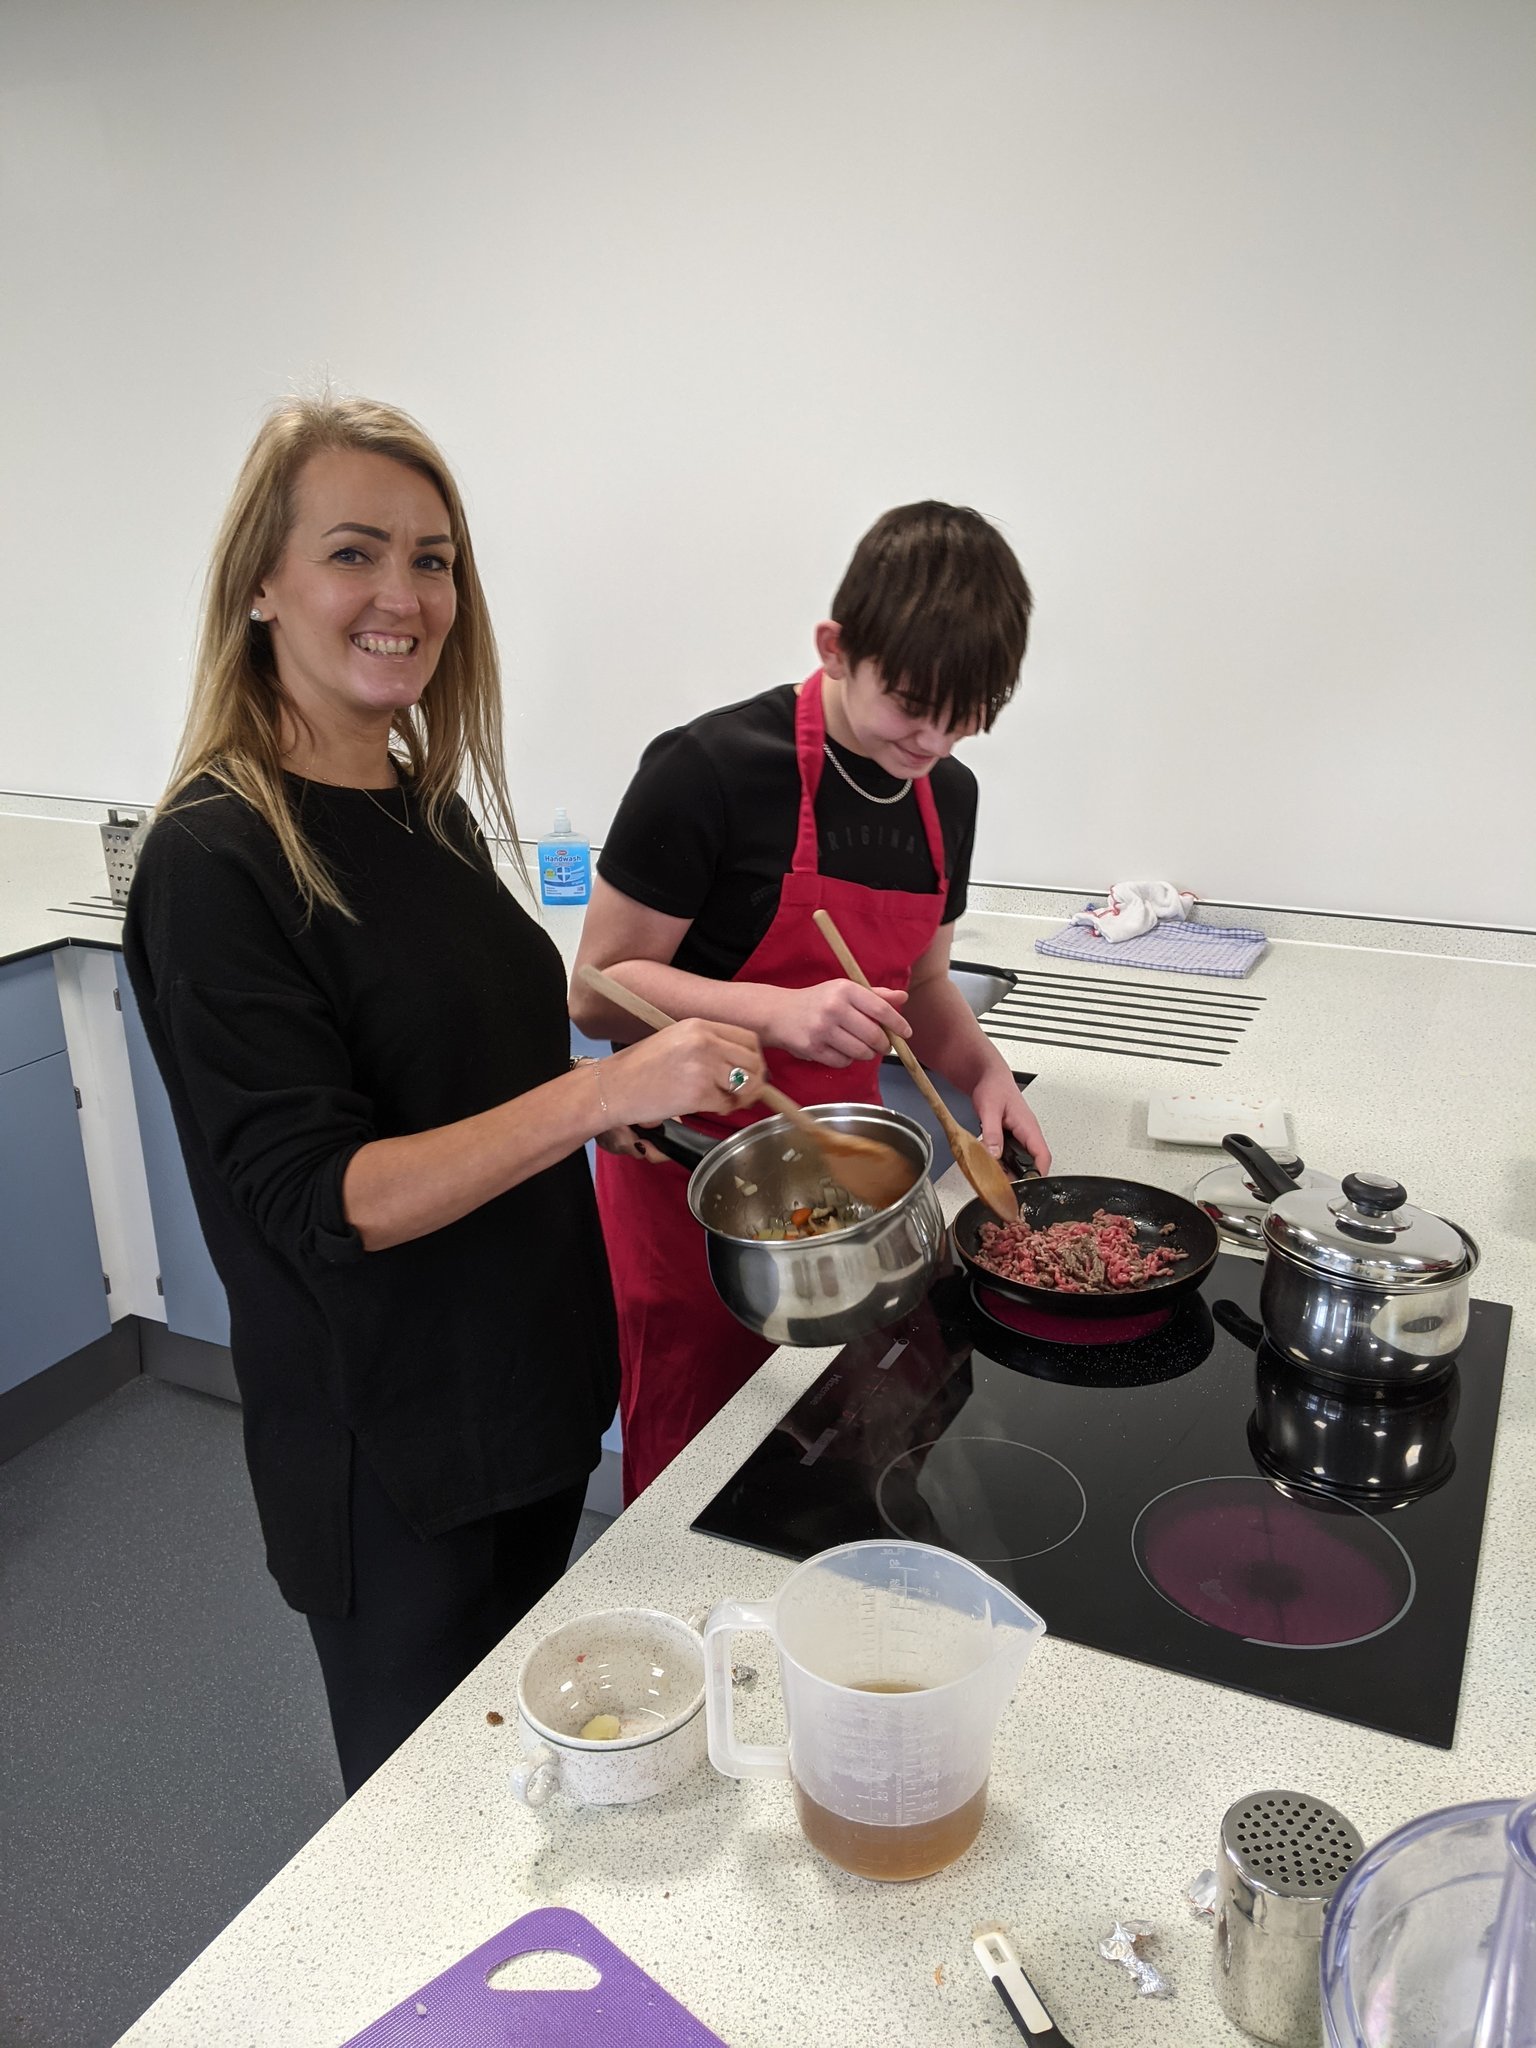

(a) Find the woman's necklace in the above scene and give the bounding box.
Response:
[821,740,912,806]
[362,783,414,834]
[284,752,416,832]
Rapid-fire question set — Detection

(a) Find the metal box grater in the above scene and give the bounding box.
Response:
[100,809,149,907]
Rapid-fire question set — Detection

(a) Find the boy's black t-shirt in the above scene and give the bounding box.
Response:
[597,684,977,981]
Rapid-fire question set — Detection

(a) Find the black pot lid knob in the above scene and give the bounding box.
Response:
[1341,1172,1408,1216]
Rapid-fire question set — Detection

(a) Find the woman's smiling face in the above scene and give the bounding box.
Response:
[255,448,458,739]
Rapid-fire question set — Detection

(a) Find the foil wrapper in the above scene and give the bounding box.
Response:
[1186,1867,1220,1918]
[1098,1919,1171,1998]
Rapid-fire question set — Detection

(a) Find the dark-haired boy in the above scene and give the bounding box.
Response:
[572,501,1051,1499]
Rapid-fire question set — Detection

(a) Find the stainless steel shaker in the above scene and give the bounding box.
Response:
[1214,1790,1365,2047]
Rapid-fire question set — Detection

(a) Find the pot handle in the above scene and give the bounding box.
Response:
[1222,1132,1301,1204]
[631,1120,719,1170]
[703,1597,787,1779]
[510,1742,561,1807]
[1211,1298,1265,1352]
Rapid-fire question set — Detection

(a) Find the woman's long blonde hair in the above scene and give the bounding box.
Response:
[163,393,520,916]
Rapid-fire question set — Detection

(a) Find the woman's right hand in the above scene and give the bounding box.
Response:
[760,978,911,1066]
[602,1018,766,1129]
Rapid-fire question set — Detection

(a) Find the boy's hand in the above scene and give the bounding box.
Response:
[972,1070,1052,1175]
[762,979,911,1067]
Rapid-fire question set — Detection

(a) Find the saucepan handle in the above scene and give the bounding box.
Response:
[703,1597,788,1779]
[1211,1298,1265,1352]
[631,1121,719,1170]
[1222,1132,1300,1204]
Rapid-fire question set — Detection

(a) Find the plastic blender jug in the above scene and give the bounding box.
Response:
[703,1539,1045,1881]
[1321,1792,1536,2046]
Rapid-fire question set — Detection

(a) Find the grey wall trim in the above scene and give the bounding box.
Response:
[140,1322,240,1402]
[0,1318,241,1468]
[0,1319,141,1465]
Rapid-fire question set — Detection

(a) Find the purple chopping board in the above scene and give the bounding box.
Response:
[342,1905,730,2047]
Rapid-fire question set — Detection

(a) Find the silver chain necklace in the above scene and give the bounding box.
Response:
[363,784,414,834]
[821,740,912,806]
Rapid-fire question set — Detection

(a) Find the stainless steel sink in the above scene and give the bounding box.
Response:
[879,964,1030,1174]
[949,960,1017,1018]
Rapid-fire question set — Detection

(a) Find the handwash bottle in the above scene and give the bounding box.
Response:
[537,807,592,906]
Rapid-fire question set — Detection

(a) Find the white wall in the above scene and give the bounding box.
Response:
[2,0,1532,924]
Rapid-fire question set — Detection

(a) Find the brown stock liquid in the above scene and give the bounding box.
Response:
[790,1681,987,1881]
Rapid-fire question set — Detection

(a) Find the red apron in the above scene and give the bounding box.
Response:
[595,671,950,1501]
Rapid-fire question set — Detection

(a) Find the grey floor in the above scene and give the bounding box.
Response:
[0,1375,611,2048]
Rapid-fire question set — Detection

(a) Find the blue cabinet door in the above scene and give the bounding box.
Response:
[0,953,69,1069]
[0,1051,111,1393]
[114,963,231,1348]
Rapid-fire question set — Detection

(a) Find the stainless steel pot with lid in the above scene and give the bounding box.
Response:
[1257,1166,1478,1386]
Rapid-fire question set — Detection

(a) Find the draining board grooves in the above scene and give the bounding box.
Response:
[987,969,1263,1068]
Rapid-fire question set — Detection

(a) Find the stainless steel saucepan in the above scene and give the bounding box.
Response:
[1233,1140,1478,1385]
[649,1104,946,1347]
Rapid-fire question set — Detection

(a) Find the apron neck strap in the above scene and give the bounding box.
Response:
[791,670,828,873]
[792,668,950,889]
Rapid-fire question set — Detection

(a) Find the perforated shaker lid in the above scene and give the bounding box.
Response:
[1220,1790,1365,1902]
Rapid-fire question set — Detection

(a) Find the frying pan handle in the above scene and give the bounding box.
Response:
[1222,1132,1301,1204]
[1211,1298,1265,1352]
[631,1120,718,1170]
[1000,1135,1041,1184]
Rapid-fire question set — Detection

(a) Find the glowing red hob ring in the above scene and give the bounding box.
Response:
[974,1284,1174,1346]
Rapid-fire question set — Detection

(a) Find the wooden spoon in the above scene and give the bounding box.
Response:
[576,964,917,1211]
[811,907,1020,1225]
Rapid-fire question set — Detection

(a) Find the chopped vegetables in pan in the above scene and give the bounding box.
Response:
[752,1186,873,1240]
[975,1209,1187,1292]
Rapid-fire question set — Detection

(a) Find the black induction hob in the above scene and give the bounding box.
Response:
[692,1256,1511,1748]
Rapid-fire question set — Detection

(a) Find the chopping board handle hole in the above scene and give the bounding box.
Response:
[486,1949,603,1993]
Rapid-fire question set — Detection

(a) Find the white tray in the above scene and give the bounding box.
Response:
[1147,1094,1290,1149]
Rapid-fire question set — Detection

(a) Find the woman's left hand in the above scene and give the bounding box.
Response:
[972,1069,1051,1176]
[595,1124,668,1163]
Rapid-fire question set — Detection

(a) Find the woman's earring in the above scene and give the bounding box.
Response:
[250,608,265,622]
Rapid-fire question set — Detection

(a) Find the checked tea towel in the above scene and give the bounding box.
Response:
[1036,917,1268,980]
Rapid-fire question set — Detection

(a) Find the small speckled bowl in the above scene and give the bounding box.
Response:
[511,1608,707,1808]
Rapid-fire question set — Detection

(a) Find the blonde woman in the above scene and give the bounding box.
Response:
[124,396,763,1795]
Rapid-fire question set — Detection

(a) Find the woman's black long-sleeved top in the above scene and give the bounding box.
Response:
[123,775,619,1617]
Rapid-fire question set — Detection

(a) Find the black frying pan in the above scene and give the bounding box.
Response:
[952,1150,1220,1319]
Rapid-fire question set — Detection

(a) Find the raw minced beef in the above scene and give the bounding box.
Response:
[975,1208,1187,1293]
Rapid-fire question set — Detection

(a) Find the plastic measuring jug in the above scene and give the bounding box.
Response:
[1321,1792,1536,2046]
[703,1539,1045,1881]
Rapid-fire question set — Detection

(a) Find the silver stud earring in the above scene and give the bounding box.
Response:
[250,608,265,622]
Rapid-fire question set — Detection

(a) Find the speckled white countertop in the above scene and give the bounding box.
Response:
[4,811,1533,2047]
[0,813,131,961]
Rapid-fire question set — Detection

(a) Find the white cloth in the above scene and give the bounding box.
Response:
[1072,878,1197,943]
